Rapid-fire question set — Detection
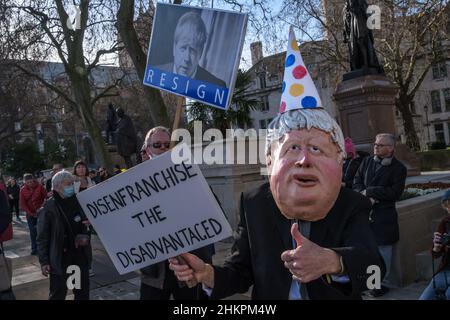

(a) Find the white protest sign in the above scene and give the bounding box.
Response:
[76,151,232,275]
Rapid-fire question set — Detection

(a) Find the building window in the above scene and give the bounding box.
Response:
[321,76,327,88]
[432,62,447,79]
[259,118,273,129]
[444,88,450,112]
[261,96,269,112]
[431,90,442,113]
[410,101,416,114]
[434,123,445,143]
[269,74,279,83]
[258,73,266,89]
[14,122,21,132]
[259,119,267,129]
[448,122,450,144]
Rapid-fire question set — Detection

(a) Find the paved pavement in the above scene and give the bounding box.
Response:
[4,215,430,300]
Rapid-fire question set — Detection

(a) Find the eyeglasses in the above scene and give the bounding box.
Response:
[152,142,170,149]
[373,143,392,148]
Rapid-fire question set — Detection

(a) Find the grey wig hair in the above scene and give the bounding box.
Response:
[266,108,346,160]
[51,170,74,190]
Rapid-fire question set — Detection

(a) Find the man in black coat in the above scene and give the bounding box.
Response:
[353,133,407,297]
[169,108,384,300]
[37,170,91,300]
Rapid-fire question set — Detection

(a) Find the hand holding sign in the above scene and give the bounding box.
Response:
[169,253,215,289]
[280,223,342,283]
[176,255,198,288]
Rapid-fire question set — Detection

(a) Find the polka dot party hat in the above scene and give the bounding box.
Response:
[279,27,322,113]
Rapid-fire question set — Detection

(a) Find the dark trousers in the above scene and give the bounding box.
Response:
[9,199,19,218]
[49,251,89,300]
[140,264,208,300]
[26,215,37,253]
[87,242,93,270]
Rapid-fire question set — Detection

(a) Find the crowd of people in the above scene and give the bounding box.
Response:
[0,127,449,301]
[0,159,124,300]
[0,108,450,300]
[0,125,217,301]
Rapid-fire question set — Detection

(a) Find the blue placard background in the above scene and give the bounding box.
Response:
[143,67,230,110]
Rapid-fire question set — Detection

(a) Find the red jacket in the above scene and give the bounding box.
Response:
[19,182,47,217]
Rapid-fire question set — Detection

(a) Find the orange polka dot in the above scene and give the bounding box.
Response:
[289,84,304,97]
[291,39,299,51]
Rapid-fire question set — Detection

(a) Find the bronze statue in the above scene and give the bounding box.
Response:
[115,107,138,169]
[343,0,383,73]
[106,103,117,144]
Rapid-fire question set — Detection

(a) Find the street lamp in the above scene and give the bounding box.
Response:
[424,105,430,148]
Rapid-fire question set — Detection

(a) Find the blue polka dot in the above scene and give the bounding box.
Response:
[285,54,295,67]
[301,96,317,108]
[282,81,286,93]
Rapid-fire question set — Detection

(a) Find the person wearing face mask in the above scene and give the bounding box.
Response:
[37,170,91,300]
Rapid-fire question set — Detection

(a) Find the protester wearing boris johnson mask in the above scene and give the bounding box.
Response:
[169,29,384,300]
[37,170,91,300]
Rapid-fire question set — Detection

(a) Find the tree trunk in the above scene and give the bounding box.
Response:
[69,71,113,171]
[396,97,421,151]
[117,0,169,127]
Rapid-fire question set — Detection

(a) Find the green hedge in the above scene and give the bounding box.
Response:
[417,149,450,171]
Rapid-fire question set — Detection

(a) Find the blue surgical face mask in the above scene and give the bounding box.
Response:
[63,185,75,198]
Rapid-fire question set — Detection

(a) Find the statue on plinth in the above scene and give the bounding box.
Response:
[115,108,138,169]
[343,0,384,76]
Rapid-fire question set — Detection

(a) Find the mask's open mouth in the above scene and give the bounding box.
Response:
[293,174,319,187]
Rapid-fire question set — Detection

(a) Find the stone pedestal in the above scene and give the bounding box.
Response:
[106,144,126,168]
[334,74,421,176]
[189,137,268,230]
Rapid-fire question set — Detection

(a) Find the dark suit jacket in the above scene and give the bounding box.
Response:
[352,156,407,245]
[157,62,226,87]
[210,183,385,300]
